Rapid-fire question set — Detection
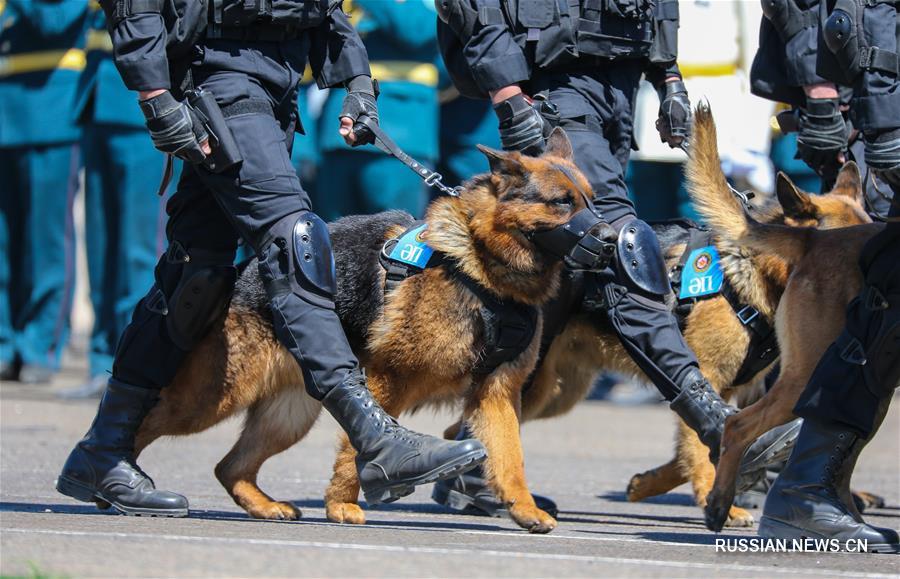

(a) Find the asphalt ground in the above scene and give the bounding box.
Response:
[2,360,899,578]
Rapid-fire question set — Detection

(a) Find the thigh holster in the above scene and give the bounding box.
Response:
[145,241,237,351]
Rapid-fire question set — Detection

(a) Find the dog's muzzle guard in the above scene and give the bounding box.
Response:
[530,208,618,271]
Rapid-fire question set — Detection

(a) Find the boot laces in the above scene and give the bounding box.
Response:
[821,432,852,492]
[353,388,420,446]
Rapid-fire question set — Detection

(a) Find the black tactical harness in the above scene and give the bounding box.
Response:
[666,222,779,386]
[379,222,538,377]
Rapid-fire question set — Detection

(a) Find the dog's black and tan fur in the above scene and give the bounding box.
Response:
[130,130,589,534]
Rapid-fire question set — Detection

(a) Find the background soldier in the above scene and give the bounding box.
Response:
[434,0,795,515]
[56,0,485,517]
[61,0,173,399]
[0,0,86,384]
[757,0,900,552]
[316,0,440,220]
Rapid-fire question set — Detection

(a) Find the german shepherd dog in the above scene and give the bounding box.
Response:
[469,104,871,528]
[130,130,587,534]
[693,135,888,532]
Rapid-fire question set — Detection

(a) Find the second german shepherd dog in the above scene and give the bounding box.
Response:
[478,104,871,528]
[130,129,588,534]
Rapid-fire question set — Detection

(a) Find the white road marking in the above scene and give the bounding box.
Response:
[1,527,894,578]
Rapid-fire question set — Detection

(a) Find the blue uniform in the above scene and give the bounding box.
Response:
[317,0,439,220]
[0,0,87,375]
[436,63,499,188]
[75,3,171,381]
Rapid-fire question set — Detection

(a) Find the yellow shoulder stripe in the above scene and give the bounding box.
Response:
[0,49,87,78]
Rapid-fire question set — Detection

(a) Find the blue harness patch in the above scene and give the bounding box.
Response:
[388,223,435,269]
[679,245,724,300]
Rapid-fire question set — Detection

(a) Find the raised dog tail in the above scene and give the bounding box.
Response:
[686,103,811,265]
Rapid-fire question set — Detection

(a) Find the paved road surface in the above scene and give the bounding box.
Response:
[2,365,898,578]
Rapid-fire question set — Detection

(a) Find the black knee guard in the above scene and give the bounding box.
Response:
[613,218,670,297]
[145,241,237,351]
[257,211,336,309]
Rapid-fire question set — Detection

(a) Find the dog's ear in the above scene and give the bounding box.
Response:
[830,161,863,203]
[477,144,523,175]
[776,172,817,218]
[543,127,574,160]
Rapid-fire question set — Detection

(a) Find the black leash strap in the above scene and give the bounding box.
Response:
[356,115,461,197]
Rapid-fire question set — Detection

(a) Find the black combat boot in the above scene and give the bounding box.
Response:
[321,369,487,506]
[668,368,738,463]
[432,425,558,518]
[759,418,899,553]
[56,379,189,517]
[670,369,802,476]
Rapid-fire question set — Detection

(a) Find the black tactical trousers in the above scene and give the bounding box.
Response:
[794,202,900,437]
[532,65,702,399]
[113,39,357,399]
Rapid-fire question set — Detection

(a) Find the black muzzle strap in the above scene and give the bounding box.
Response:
[529,208,616,271]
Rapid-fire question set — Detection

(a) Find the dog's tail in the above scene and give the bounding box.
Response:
[686,102,811,265]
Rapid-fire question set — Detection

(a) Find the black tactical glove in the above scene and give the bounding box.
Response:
[656,79,691,148]
[864,128,900,190]
[796,97,849,177]
[494,93,549,156]
[139,91,209,164]
[340,75,379,147]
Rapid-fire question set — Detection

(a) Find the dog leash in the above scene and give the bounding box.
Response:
[355,115,462,198]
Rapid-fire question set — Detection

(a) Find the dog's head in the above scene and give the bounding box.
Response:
[426,128,593,303]
[474,128,593,238]
[775,162,871,228]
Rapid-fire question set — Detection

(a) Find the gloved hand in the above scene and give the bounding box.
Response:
[656,79,691,148]
[494,93,549,156]
[796,97,849,176]
[340,75,379,147]
[139,91,209,164]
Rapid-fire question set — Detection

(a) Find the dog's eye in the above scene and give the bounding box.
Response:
[551,197,573,207]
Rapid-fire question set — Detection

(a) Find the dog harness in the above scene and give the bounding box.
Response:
[380,222,538,376]
[666,221,779,386]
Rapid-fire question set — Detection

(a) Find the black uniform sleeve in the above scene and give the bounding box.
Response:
[308,7,371,89]
[750,0,826,106]
[99,1,170,91]
[644,0,681,87]
[462,0,530,94]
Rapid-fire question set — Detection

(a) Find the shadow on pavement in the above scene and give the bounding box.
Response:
[596,491,696,506]
[0,500,507,532]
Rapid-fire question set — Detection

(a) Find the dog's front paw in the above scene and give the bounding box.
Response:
[509,503,557,534]
[853,490,885,512]
[626,473,652,502]
[703,489,734,532]
[326,501,366,525]
[247,500,301,521]
[725,506,754,528]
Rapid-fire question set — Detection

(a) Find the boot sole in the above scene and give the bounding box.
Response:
[56,475,189,518]
[739,420,802,477]
[431,483,504,518]
[363,448,487,507]
[759,516,900,554]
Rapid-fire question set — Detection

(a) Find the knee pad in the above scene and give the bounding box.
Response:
[145,241,237,351]
[259,211,336,308]
[864,133,900,189]
[613,218,670,298]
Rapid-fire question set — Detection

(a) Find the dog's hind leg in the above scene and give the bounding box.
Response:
[627,457,686,502]
[467,368,557,534]
[215,387,322,520]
